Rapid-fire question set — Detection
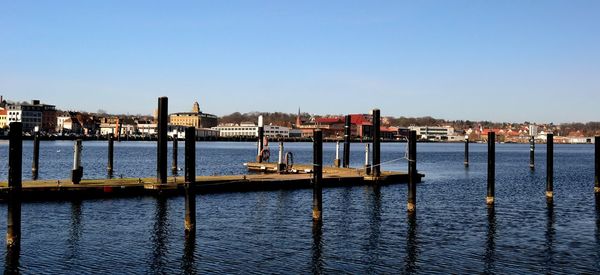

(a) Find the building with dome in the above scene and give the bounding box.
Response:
[169,101,218,129]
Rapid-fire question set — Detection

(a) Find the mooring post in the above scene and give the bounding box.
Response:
[7,122,22,250]
[372,109,381,177]
[343,114,351,168]
[530,136,535,170]
[32,126,40,180]
[278,142,285,172]
[157,96,168,184]
[407,130,417,212]
[546,133,554,199]
[312,129,323,221]
[595,136,599,193]
[172,131,178,175]
[184,127,196,234]
[71,139,83,184]
[487,132,495,205]
[464,136,469,167]
[108,133,114,178]
[256,115,264,163]
[334,141,341,168]
[364,143,371,175]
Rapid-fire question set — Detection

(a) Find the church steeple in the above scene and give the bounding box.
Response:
[192,101,200,113]
[296,107,302,126]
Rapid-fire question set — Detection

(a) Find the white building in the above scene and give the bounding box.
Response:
[137,122,158,135]
[213,123,290,138]
[7,103,43,132]
[409,126,455,140]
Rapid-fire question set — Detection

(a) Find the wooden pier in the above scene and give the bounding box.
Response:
[0,164,423,201]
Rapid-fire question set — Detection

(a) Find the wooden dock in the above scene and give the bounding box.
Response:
[0,163,423,201]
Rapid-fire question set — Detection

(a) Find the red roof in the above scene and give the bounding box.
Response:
[0,109,6,115]
[315,117,343,124]
[349,114,372,125]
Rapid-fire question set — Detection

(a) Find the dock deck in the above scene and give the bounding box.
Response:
[0,163,423,201]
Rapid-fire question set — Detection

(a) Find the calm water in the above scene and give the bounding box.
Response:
[0,141,598,274]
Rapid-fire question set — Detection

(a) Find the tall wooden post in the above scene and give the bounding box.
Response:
[184,127,196,235]
[343,115,351,168]
[172,132,178,175]
[487,132,495,205]
[157,97,168,184]
[546,133,554,199]
[108,133,114,178]
[6,123,22,274]
[7,122,22,250]
[595,136,599,193]
[32,129,40,180]
[312,129,323,221]
[464,137,469,167]
[278,142,285,172]
[372,109,381,177]
[334,141,341,168]
[407,130,417,212]
[364,143,371,175]
[257,126,264,163]
[71,139,83,184]
[530,136,535,170]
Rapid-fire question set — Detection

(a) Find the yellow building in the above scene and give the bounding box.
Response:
[170,101,218,129]
[0,108,7,129]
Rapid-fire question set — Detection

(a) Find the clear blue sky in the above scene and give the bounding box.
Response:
[1,1,598,123]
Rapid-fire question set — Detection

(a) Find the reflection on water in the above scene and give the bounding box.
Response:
[1,142,598,273]
[67,200,83,260]
[150,197,169,274]
[4,245,20,275]
[366,186,382,274]
[404,212,418,274]
[182,231,196,274]
[311,220,323,275]
[484,205,496,273]
[544,199,555,274]
[596,193,600,271]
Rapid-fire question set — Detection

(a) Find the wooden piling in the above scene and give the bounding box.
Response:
[7,122,22,250]
[312,129,323,221]
[108,133,114,178]
[32,130,40,180]
[595,136,599,193]
[530,136,535,170]
[184,127,196,234]
[334,141,341,168]
[364,143,371,175]
[343,114,351,168]
[372,109,381,177]
[257,126,264,163]
[157,97,168,184]
[546,133,554,199]
[172,133,178,175]
[277,142,285,173]
[487,132,495,205]
[407,130,417,212]
[71,139,83,184]
[464,137,469,167]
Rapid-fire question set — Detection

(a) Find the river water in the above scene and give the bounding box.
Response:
[0,141,598,274]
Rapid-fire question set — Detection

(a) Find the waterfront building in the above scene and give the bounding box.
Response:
[213,123,290,138]
[137,120,157,136]
[409,125,455,141]
[41,102,57,133]
[6,100,43,132]
[170,101,218,129]
[99,117,137,136]
[0,108,7,129]
[296,114,375,139]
